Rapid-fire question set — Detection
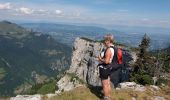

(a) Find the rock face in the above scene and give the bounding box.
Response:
[56,37,136,93]
[56,38,103,93]
[56,74,84,93]
[68,38,102,86]
[10,95,42,100]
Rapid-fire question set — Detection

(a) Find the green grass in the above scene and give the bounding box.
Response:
[27,80,57,95]
[119,97,125,100]
[50,86,98,100]
[49,86,170,100]
[37,81,56,94]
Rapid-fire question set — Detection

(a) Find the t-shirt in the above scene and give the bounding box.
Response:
[108,45,114,63]
[100,45,114,63]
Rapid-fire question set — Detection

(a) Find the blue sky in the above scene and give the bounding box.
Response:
[0,0,170,28]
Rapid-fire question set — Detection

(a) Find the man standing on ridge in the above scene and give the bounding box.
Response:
[97,34,114,100]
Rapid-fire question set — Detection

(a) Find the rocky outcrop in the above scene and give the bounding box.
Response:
[10,95,42,100]
[56,38,103,93]
[55,74,84,93]
[67,37,102,86]
[56,37,136,93]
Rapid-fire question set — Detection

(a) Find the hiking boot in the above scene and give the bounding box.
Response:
[100,96,112,100]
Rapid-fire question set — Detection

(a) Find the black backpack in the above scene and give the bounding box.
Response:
[106,46,123,71]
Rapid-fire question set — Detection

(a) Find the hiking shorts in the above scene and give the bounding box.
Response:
[99,65,111,80]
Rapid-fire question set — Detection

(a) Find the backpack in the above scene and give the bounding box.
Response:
[107,46,123,71]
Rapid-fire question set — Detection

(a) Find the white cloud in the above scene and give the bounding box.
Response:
[55,10,62,15]
[16,7,34,14]
[0,3,11,10]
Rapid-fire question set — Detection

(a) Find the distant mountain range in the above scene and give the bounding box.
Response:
[0,21,71,96]
[21,23,170,50]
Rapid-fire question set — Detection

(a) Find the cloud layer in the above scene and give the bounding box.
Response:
[0,3,11,10]
[16,7,34,14]
[0,1,170,28]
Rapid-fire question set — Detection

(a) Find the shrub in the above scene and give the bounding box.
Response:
[28,83,43,95]
[130,73,153,85]
[37,81,56,94]
[156,78,167,86]
[140,74,153,85]
[27,80,57,95]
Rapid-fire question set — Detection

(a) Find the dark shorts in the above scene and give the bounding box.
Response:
[99,65,111,80]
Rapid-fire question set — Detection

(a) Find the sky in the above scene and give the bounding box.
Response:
[0,0,170,28]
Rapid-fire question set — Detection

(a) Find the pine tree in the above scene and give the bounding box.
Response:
[135,33,151,73]
[131,33,154,85]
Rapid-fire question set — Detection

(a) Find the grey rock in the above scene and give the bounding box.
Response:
[10,95,42,100]
[150,85,160,91]
[45,94,57,99]
[67,37,102,86]
[119,82,146,92]
[134,85,146,92]
[119,82,137,89]
[152,96,165,100]
[131,97,136,100]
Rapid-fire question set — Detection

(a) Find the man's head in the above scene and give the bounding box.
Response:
[103,34,114,46]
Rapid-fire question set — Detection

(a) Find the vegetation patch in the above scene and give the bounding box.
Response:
[67,73,85,84]
[26,80,57,95]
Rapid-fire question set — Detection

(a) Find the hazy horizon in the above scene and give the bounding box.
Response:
[0,0,170,29]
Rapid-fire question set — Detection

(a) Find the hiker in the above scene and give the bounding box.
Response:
[97,34,114,100]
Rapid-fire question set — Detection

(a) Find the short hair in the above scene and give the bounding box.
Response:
[104,34,114,43]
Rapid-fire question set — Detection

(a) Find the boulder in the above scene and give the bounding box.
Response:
[150,85,160,91]
[119,82,146,92]
[10,95,42,100]
[134,85,146,92]
[119,82,137,89]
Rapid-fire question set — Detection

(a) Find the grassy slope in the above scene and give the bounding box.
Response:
[45,85,170,100]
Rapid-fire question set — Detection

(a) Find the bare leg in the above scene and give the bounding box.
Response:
[101,78,111,98]
[108,77,111,97]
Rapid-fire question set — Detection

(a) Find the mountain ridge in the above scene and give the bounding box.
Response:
[0,21,71,96]
[20,22,170,50]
